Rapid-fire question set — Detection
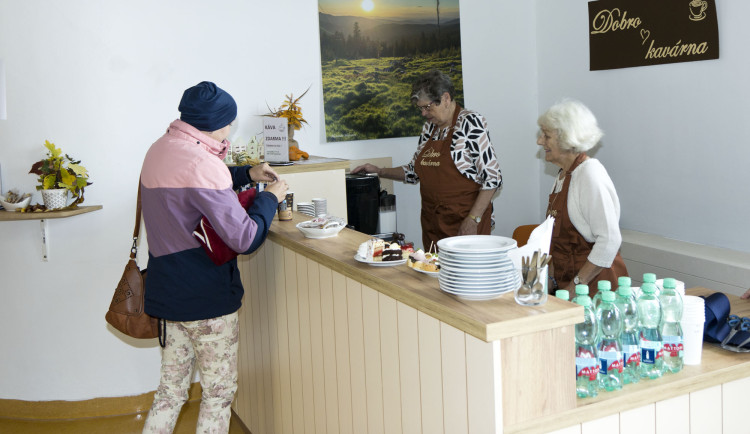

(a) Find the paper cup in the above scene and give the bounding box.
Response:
[681,319,705,365]
[681,295,706,365]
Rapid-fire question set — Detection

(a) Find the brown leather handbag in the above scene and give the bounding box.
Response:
[105,184,163,343]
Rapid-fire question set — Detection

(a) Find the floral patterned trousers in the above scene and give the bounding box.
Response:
[143,311,239,434]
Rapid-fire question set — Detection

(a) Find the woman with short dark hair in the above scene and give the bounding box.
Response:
[354,70,502,249]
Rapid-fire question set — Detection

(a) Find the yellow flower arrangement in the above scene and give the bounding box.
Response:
[264,86,310,130]
[28,140,91,206]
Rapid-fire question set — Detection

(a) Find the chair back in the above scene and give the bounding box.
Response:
[512,224,538,248]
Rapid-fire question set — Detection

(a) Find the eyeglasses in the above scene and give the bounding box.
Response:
[416,102,437,113]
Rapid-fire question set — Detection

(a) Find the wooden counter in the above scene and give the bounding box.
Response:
[267,213,582,342]
[232,215,750,433]
[233,213,581,433]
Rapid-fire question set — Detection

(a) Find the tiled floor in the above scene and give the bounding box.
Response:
[0,400,249,434]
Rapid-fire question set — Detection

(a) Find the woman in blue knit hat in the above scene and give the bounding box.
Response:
[140,81,288,433]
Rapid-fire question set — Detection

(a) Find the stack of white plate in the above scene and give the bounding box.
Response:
[436,235,520,300]
[297,202,315,216]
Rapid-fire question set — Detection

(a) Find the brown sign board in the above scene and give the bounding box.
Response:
[589,0,719,71]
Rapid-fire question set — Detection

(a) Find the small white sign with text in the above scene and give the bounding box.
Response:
[263,118,289,162]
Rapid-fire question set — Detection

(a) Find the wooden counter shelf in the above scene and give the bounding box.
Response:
[227,155,349,175]
[0,205,102,221]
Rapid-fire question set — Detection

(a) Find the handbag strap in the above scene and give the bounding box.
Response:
[130,181,143,260]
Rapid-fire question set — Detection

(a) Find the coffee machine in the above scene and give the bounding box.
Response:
[345,173,379,235]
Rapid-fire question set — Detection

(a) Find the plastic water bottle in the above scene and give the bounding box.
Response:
[574,295,599,398]
[592,280,612,312]
[660,277,684,373]
[555,289,570,301]
[615,285,640,384]
[637,283,664,379]
[643,272,657,296]
[572,284,590,305]
[617,275,632,291]
[596,291,623,391]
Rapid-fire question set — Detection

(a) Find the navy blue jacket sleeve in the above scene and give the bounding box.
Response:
[242,190,279,254]
[228,165,252,190]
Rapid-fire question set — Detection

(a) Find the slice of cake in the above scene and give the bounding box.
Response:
[407,249,426,269]
[358,238,386,261]
[382,242,403,261]
[370,239,385,261]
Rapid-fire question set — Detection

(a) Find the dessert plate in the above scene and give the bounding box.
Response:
[411,267,439,277]
[354,255,407,267]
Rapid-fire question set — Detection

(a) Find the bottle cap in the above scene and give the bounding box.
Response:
[643,273,656,283]
[576,296,592,307]
[597,280,611,290]
[617,276,632,288]
[617,286,633,297]
[575,284,589,295]
[602,291,616,302]
[555,289,570,301]
[642,282,656,293]
[663,277,677,289]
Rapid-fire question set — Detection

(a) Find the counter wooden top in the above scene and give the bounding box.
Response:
[271,155,349,174]
[267,212,583,342]
[506,287,750,433]
[228,156,349,175]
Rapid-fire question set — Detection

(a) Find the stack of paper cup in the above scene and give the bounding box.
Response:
[312,198,327,217]
[681,295,706,365]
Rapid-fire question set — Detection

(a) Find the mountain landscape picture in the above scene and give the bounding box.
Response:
[318,0,464,142]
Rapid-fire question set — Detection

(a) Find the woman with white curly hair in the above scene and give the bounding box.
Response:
[537,99,628,297]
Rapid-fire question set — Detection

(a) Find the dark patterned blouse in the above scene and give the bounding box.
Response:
[403,109,502,190]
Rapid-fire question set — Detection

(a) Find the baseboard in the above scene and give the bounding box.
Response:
[621,229,750,296]
[0,382,202,420]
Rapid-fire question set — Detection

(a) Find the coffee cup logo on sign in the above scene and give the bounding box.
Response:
[689,0,707,21]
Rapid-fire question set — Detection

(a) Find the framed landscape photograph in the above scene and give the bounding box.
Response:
[319,0,464,142]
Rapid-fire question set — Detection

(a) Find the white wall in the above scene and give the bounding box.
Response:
[0,0,539,400]
[536,0,750,253]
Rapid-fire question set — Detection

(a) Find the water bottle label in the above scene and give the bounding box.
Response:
[576,357,598,381]
[599,351,623,374]
[663,335,684,357]
[622,344,641,366]
[640,339,663,365]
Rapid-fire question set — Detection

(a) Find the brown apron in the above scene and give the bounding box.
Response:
[546,153,628,297]
[414,105,492,251]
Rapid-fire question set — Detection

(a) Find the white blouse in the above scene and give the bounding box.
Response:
[551,158,623,268]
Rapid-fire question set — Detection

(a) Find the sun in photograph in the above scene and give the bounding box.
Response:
[361,0,374,12]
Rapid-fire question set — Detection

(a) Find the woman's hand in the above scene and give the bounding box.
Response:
[351,163,380,175]
[741,289,750,300]
[264,179,289,203]
[458,217,479,236]
[249,163,280,183]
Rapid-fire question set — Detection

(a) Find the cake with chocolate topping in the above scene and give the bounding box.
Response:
[382,242,403,261]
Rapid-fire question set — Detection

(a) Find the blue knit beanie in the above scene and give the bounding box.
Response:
[178,81,237,132]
